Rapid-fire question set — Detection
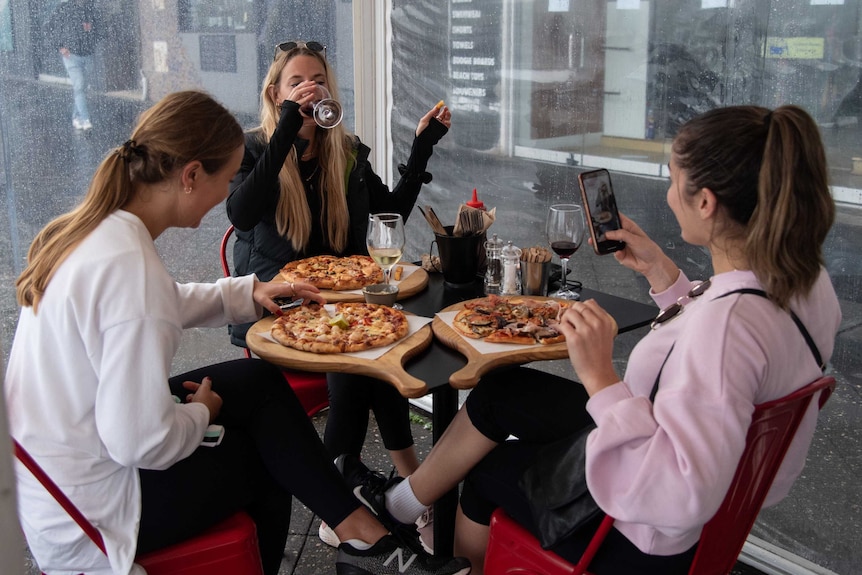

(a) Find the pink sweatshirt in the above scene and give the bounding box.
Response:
[585,269,840,555]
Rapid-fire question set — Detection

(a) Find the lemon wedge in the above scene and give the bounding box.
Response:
[328,314,350,329]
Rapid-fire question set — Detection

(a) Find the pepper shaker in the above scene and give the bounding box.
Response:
[484,234,503,294]
[500,241,522,296]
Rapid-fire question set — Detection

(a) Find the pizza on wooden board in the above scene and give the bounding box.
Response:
[452,295,571,345]
[280,255,384,291]
[271,302,409,353]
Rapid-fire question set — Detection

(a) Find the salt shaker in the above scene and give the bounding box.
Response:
[484,234,503,294]
[500,241,522,296]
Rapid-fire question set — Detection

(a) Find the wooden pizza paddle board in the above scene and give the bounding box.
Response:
[431,297,570,389]
[246,314,433,398]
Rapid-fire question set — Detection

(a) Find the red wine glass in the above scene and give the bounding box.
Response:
[546,204,585,300]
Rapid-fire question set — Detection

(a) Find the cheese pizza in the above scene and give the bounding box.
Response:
[280,255,384,291]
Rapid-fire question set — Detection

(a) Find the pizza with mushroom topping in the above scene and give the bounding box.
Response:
[451,295,570,345]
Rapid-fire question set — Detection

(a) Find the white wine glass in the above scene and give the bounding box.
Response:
[304,85,343,129]
[546,204,585,300]
[367,213,405,308]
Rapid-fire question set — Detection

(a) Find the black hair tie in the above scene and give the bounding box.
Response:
[118,140,143,162]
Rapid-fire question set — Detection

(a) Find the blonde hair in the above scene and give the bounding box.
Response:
[672,105,834,308]
[257,46,352,253]
[16,90,244,311]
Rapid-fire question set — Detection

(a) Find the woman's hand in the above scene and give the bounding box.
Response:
[604,213,679,292]
[416,102,452,137]
[281,80,320,113]
[556,300,620,396]
[183,377,222,423]
[253,278,326,317]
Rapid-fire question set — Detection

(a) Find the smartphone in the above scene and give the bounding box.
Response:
[577,168,626,255]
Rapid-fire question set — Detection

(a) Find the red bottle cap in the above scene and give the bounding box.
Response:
[467,188,485,210]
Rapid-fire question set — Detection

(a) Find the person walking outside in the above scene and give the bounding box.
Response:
[47,0,99,131]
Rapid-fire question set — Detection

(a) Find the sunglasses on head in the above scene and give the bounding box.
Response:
[273,40,326,60]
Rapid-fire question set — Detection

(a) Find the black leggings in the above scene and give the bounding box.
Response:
[460,367,697,575]
[323,372,414,457]
[136,359,360,575]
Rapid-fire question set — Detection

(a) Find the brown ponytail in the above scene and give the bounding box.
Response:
[746,106,834,307]
[673,105,834,308]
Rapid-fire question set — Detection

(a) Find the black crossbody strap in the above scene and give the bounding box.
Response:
[649,344,672,403]
[715,288,824,372]
[651,288,825,403]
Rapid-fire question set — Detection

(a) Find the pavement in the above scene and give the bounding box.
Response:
[4,79,860,574]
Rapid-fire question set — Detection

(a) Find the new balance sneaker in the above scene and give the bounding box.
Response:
[319,520,341,547]
[336,535,470,575]
[335,454,425,554]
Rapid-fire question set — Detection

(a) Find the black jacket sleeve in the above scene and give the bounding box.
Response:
[226,102,304,231]
[367,118,449,223]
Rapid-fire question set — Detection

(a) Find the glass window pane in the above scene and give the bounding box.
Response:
[0,2,353,368]
[391,1,861,573]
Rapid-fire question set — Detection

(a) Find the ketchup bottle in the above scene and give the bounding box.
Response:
[467,188,488,275]
[467,188,485,210]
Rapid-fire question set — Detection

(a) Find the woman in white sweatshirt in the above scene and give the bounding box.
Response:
[5,90,470,575]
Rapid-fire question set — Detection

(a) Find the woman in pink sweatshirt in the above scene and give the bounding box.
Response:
[336,105,841,574]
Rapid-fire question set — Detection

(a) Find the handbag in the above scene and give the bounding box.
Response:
[519,421,601,549]
[519,360,664,550]
[519,286,825,550]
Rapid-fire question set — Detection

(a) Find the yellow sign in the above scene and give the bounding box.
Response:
[766,37,825,59]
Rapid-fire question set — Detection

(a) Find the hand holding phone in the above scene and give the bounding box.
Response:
[577,169,626,255]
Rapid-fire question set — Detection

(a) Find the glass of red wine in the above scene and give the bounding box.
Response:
[546,204,585,300]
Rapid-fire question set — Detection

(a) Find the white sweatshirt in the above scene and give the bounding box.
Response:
[6,210,260,574]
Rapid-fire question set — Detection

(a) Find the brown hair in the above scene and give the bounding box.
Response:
[255,45,352,253]
[16,90,243,311]
[672,105,834,308]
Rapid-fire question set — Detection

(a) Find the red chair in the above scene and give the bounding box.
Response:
[484,375,836,575]
[220,225,329,417]
[13,438,264,575]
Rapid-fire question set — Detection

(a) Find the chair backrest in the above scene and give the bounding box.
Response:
[13,438,263,575]
[484,375,836,575]
[688,375,836,575]
[220,225,252,359]
[13,438,107,554]
[220,225,236,278]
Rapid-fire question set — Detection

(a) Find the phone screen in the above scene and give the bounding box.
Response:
[578,169,625,255]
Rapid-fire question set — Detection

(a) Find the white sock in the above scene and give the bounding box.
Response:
[343,538,373,550]
[385,476,427,525]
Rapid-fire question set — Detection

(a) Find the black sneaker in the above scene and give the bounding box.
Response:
[335,454,425,554]
[335,453,391,494]
[336,535,471,575]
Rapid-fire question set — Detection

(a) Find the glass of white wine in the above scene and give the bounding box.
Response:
[306,85,343,129]
[366,213,405,287]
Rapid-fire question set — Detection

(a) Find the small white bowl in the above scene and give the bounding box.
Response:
[362,283,399,306]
